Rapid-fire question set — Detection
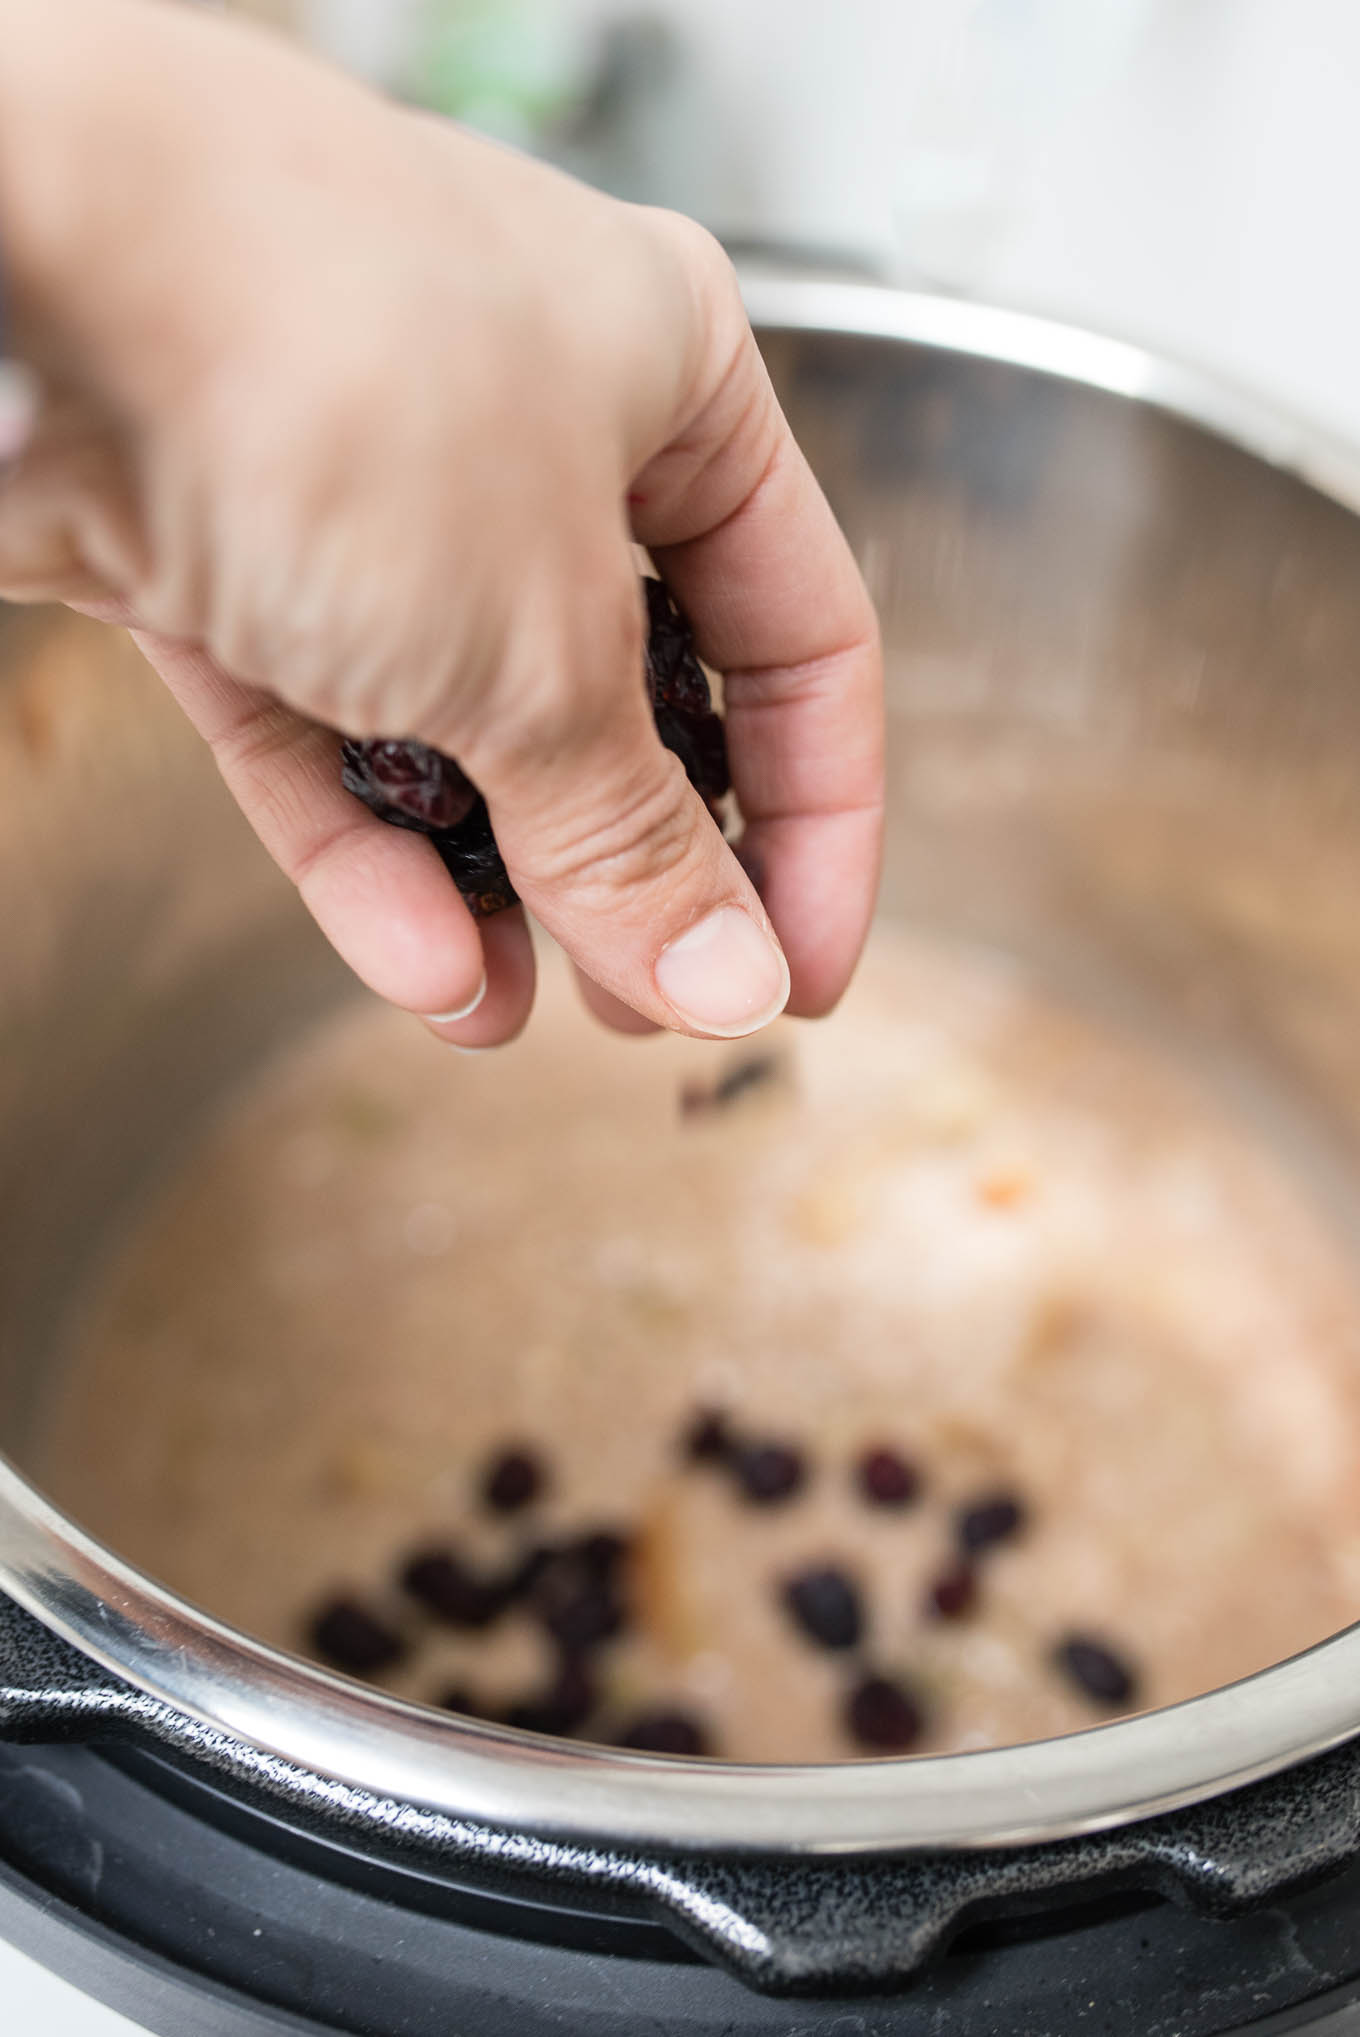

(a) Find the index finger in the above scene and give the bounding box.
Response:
[630,328,883,1018]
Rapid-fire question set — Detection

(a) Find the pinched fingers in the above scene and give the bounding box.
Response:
[132,627,537,1041]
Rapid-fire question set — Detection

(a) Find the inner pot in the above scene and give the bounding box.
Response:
[5,279,1360,1871]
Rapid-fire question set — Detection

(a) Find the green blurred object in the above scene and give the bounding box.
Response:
[405,0,590,147]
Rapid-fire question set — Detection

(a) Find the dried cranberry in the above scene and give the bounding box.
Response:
[399,1548,507,1628]
[731,1441,807,1505]
[855,1447,922,1509]
[338,738,479,831]
[342,575,728,917]
[844,1674,924,1752]
[569,1530,630,1578]
[956,1491,1027,1555]
[482,1447,546,1514]
[926,1563,978,1620]
[502,1541,558,1601]
[682,1055,782,1117]
[531,1547,627,1652]
[504,1656,597,1738]
[309,1597,405,1676]
[1053,1634,1138,1708]
[682,1408,734,1464]
[437,1687,486,1719]
[617,1709,711,1755]
[340,740,515,919]
[782,1567,864,1651]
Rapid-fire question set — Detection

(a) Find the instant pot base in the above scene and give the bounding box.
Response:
[6,1593,1360,2020]
[10,278,1360,2026]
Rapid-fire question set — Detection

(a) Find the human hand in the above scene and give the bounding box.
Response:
[0,0,882,1047]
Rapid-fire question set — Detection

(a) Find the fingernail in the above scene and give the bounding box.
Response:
[654,906,790,1038]
[450,1043,493,1056]
[422,975,487,1024]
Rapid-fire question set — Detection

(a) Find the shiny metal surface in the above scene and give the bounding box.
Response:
[6,277,1360,1856]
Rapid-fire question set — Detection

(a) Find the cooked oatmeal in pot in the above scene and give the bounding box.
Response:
[36,931,1360,1761]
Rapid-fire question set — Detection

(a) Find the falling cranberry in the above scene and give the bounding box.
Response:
[505,1656,597,1738]
[844,1674,925,1752]
[782,1567,864,1651]
[1053,1634,1138,1708]
[956,1491,1027,1556]
[926,1563,978,1620]
[309,1597,405,1676]
[682,1408,735,1465]
[617,1709,711,1755]
[482,1447,546,1514]
[682,1055,782,1118]
[731,1440,808,1505]
[855,1447,922,1509]
[399,1548,507,1628]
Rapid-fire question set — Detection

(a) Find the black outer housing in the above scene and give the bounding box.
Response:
[4,1598,1360,2032]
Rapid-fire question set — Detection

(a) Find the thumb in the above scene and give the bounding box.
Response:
[464,581,790,1040]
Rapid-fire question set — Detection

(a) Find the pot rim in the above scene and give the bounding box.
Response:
[6,272,1360,1860]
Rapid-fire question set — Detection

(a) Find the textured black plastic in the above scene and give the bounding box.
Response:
[5,1592,1360,2006]
[6,1739,1360,2034]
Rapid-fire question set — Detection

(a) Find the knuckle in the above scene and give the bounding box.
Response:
[521,749,703,908]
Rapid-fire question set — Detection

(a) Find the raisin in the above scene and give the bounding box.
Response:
[956,1491,1026,1555]
[926,1563,978,1620]
[309,1597,405,1676]
[482,1447,546,1514]
[682,1408,734,1465]
[504,1656,597,1738]
[730,1440,807,1505]
[399,1548,507,1628]
[341,575,728,917]
[845,1673,924,1752]
[1053,1634,1138,1708]
[782,1567,864,1651]
[617,1709,711,1755]
[856,1447,922,1509]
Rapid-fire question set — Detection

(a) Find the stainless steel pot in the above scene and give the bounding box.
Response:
[5,276,1360,2009]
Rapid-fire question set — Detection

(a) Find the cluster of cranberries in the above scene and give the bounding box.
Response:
[308,1417,1137,1760]
[685,1411,1138,1750]
[340,577,729,919]
[306,1443,710,1755]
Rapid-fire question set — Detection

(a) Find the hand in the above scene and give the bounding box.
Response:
[0,0,882,1046]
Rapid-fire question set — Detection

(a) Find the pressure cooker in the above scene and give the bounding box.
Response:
[5,275,1360,2033]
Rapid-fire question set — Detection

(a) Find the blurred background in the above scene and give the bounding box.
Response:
[229,0,1360,443]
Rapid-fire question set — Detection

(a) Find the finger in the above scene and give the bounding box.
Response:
[630,321,883,1018]
[131,628,495,1022]
[572,961,661,1037]
[422,905,537,1051]
[461,560,789,1043]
